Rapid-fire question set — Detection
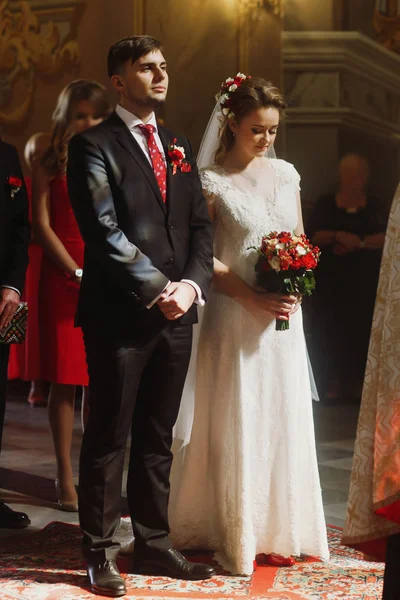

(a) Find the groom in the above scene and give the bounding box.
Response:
[67,36,214,597]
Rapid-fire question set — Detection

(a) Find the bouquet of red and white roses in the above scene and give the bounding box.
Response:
[250,231,321,331]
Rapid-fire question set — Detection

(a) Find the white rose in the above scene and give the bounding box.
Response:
[296,244,307,256]
[275,242,285,250]
[269,256,281,271]
[236,72,246,79]
[226,77,234,84]
[229,84,238,93]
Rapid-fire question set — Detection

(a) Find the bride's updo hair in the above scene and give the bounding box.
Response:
[215,77,286,165]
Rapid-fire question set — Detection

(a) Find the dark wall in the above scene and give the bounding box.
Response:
[345,0,377,38]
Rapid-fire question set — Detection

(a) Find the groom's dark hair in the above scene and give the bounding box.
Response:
[107,35,163,77]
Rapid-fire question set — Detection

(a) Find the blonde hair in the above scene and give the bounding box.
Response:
[42,79,110,176]
[24,132,51,171]
[215,78,286,165]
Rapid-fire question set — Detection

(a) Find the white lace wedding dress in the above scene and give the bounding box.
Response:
[169,158,329,575]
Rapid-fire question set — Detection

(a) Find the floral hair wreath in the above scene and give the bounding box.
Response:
[217,73,251,120]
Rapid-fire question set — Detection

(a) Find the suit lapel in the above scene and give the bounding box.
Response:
[108,112,166,214]
[158,126,174,214]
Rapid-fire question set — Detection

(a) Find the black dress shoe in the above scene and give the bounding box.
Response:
[87,560,126,597]
[133,548,216,581]
[0,501,30,529]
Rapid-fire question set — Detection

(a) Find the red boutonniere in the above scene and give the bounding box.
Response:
[8,176,22,199]
[168,139,192,175]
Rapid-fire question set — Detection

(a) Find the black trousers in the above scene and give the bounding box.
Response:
[79,323,192,564]
[0,345,10,453]
[383,533,400,599]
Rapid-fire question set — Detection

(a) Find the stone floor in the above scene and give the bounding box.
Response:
[0,382,360,539]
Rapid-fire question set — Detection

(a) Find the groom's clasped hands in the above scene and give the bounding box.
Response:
[157,282,197,320]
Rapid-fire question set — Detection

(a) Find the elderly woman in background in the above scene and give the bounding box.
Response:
[342,182,400,600]
[307,154,386,402]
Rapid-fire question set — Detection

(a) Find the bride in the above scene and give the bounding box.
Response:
[169,75,329,575]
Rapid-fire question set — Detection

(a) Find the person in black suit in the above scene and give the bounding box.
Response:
[67,36,214,597]
[0,140,30,528]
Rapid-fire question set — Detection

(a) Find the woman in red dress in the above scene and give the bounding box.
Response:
[32,81,110,511]
[7,133,50,405]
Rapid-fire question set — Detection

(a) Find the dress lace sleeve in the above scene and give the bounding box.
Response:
[290,164,301,192]
[200,168,221,214]
[200,168,221,196]
[273,159,301,192]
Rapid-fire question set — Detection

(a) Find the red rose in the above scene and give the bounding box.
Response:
[291,258,303,270]
[168,148,184,162]
[301,253,317,269]
[8,176,22,188]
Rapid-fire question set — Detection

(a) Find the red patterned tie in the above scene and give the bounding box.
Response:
[138,124,167,203]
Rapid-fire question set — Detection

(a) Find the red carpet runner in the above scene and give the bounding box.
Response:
[0,523,383,599]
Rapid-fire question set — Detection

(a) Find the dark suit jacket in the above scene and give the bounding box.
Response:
[0,141,30,294]
[67,111,214,338]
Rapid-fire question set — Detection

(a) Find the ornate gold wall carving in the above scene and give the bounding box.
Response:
[0,0,81,125]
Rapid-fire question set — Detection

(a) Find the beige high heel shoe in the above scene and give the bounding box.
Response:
[55,479,78,512]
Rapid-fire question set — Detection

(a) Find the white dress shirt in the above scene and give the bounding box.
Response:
[115,104,204,308]
[1,286,20,296]
[116,104,166,167]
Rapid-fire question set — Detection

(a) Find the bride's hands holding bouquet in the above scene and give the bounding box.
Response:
[250,231,320,330]
[244,289,298,320]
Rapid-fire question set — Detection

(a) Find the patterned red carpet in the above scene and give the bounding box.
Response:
[0,523,383,599]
